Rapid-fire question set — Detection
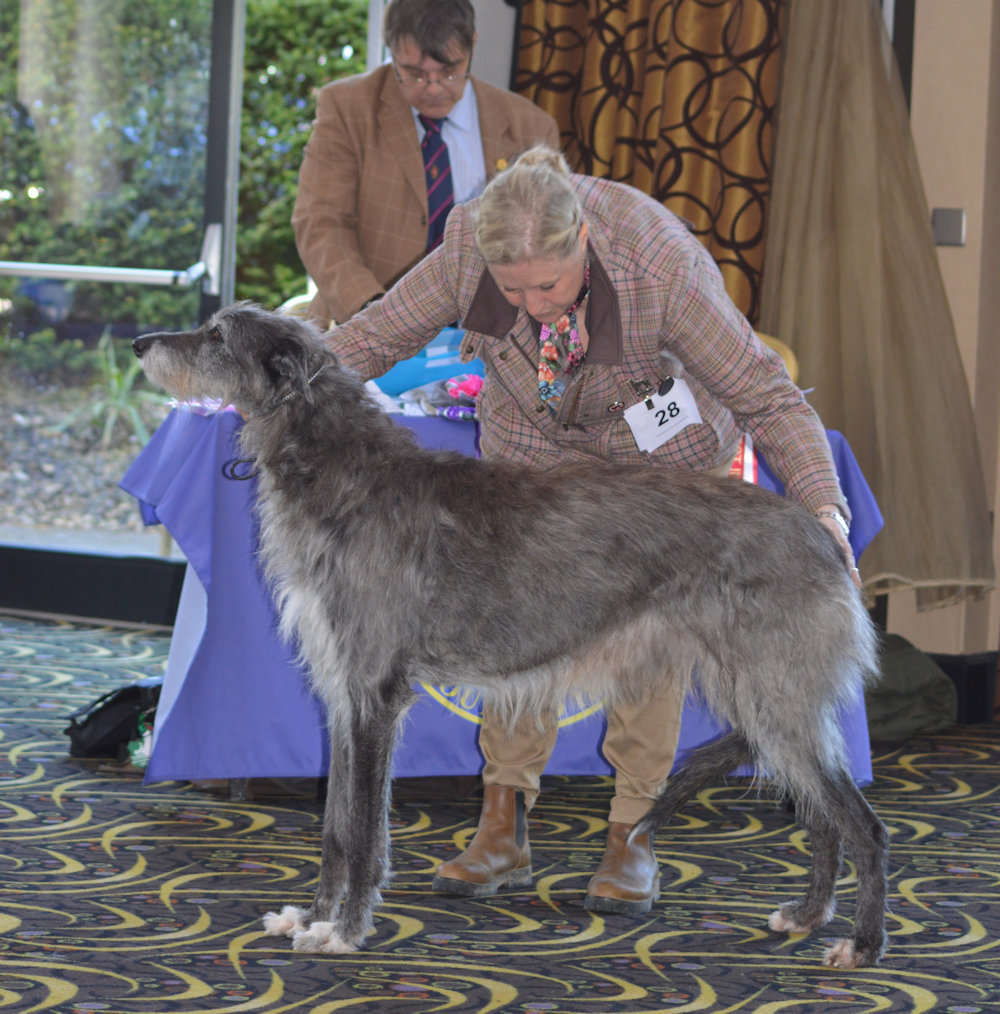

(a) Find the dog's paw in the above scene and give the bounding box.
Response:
[823,938,861,968]
[823,937,882,969]
[262,905,308,937]
[292,921,358,955]
[768,900,835,934]
[769,909,795,933]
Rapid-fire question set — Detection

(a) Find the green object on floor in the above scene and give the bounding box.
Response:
[867,632,958,741]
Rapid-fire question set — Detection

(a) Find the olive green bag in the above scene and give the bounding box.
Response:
[865,633,958,742]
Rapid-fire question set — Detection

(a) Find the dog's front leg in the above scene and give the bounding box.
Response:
[262,730,354,945]
[286,685,404,955]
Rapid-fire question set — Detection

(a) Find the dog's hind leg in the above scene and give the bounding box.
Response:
[820,773,889,969]
[769,768,888,968]
[639,730,888,966]
[767,793,842,937]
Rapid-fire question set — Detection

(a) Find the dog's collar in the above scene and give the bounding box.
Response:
[278,363,327,406]
[252,363,328,420]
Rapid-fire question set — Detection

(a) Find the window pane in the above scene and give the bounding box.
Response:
[0,0,212,557]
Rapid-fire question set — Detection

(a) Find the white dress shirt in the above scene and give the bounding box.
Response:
[412,82,487,205]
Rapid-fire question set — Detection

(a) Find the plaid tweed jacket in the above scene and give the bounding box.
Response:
[293,64,560,326]
[330,175,847,516]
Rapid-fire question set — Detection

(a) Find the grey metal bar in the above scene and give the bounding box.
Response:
[0,260,206,287]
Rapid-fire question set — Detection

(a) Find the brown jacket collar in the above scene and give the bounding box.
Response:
[462,245,623,365]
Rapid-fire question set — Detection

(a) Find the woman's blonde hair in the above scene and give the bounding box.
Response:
[474,145,583,264]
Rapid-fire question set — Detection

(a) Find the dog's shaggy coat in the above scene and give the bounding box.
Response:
[134,303,889,968]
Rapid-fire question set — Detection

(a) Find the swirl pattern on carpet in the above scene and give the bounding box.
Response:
[0,613,998,1012]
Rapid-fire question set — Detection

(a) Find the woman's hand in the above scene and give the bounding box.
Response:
[814,503,861,590]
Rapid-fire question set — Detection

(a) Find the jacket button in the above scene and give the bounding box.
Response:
[463,345,474,355]
[498,350,508,361]
[535,405,546,413]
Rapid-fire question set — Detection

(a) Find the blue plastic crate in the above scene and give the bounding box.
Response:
[375,327,484,396]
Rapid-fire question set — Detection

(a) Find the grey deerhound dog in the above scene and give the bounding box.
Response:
[133,303,888,968]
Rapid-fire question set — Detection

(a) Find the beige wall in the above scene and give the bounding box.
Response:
[469,0,517,88]
[888,0,1000,653]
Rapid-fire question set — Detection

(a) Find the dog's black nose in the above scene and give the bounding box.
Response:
[133,335,153,358]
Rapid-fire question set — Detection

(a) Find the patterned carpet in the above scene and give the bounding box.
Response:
[0,612,998,1013]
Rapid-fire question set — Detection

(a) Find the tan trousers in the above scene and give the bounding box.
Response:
[479,679,686,826]
[477,446,737,827]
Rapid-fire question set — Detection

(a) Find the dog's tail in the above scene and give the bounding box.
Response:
[757,592,879,820]
[659,587,880,828]
[632,729,756,842]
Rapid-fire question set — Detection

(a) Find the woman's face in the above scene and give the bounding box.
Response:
[487,225,588,325]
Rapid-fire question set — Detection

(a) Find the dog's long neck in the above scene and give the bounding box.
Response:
[241,361,428,509]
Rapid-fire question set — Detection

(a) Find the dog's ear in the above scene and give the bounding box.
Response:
[263,338,312,395]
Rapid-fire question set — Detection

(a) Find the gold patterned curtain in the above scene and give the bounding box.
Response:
[513,0,787,322]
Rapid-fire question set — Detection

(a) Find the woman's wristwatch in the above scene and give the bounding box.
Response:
[815,509,850,539]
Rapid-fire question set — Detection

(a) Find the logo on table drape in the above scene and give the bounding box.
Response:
[420,683,604,726]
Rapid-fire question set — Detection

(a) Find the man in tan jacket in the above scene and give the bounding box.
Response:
[292,0,560,326]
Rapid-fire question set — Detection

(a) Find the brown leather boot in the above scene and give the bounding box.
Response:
[584,822,661,915]
[432,785,533,897]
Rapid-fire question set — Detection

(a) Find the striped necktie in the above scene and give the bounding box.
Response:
[418,114,454,253]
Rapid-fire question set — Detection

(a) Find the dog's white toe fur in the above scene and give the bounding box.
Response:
[292,921,358,954]
[768,900,835,935]
[768,909,808,934]
[823,938,861,969]
[262,905,308,937]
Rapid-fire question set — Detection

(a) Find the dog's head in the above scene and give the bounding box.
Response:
[133,302,327,414]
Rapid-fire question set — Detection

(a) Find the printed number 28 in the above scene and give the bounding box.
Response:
[655,402,681,427]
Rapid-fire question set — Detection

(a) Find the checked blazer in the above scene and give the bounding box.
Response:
[292,64,560,326]
[328,174,848,518]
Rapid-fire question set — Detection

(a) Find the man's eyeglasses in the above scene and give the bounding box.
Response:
[392,52,472,90]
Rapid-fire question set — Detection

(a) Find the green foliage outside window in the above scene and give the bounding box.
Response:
[239,0,368,306]
[0,0,367,347]
[0,0,211,338]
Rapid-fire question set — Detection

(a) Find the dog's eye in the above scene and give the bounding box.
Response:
[210,326,223,342]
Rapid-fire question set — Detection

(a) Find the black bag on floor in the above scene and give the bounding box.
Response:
[64,677,162,761]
